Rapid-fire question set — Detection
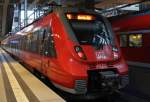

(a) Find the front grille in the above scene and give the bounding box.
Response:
[75,80,87,94]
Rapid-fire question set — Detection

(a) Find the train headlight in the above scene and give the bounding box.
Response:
[113,52,119,60]
[112,47,118,52]
[74,46,87,60]
[112,47,119,60]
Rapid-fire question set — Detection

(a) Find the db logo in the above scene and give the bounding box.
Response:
[96,52,106,59]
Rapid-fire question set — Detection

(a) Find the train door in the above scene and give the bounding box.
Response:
[41,26,56,75]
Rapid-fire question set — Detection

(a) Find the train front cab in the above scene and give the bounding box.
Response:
[50,8,128,95]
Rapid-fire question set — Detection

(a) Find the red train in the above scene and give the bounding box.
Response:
[111,13,150,64]
[2,7,128,97]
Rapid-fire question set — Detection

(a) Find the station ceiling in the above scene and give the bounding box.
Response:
[0,0,148,38]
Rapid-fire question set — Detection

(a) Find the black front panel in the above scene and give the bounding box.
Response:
[87,69,119,93]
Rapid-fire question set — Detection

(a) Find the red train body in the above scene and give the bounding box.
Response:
[2,7,128,96]
[111,13,150,64]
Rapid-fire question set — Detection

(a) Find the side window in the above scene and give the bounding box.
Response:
[23,36,28,51]
[120,34,128,47]
[10,39,18,49]
[27,34,32,51]
[129,34,143,47]
[38,29,45,54]
[16,39,19,50]
[20,37,24,50]
[31,32,38,52]
[43,26,56,57]
[120,33,143,47]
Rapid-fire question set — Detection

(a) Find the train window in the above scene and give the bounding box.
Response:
[43,26,56,57]
[26,34,32,51]
[23,36,28,51]
[30,32,38,52]
[129,34,143,47]
[67,15,112,49]
[10,40,18,49]
[120,34,128,47]
[36,30,41,53]
[19,39,22,50]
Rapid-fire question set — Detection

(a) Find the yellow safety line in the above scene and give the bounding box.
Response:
[0,63,7,102]
[0,49,29,102]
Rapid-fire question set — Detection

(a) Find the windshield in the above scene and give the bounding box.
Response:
[67,15,113,48]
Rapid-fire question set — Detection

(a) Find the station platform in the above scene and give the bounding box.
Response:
[0,48,65,102]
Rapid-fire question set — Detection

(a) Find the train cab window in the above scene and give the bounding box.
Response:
[66,14,113,49]
[129,34,142,47]
[43,26,56,57]
[120,34,128,47]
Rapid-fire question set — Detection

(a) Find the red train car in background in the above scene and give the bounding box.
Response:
[1,7,128,98]
[111,12,150,65]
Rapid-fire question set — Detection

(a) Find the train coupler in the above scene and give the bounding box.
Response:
[87,69,120,93]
